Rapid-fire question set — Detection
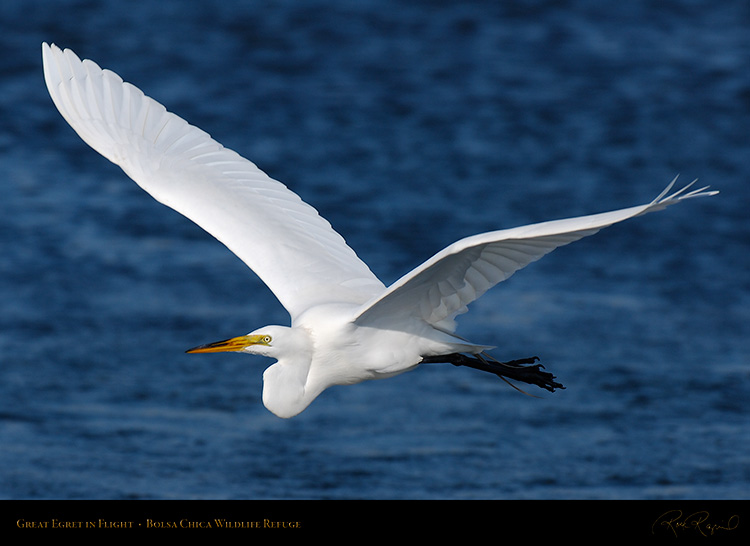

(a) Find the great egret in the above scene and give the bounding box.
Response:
[42,43,717,418]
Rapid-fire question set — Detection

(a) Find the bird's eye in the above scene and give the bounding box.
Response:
[262,335,272,344]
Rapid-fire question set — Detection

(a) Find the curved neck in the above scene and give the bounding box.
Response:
[262,357,322,418]
[260,328,316,418]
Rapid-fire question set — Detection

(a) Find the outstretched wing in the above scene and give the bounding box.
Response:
[354,179,717,331]
[42,43,384,321]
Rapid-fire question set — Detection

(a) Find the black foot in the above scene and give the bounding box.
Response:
[421,353,565,393]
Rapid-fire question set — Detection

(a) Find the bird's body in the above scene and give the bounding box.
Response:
[42,43,718,418]
[195,305,487,417]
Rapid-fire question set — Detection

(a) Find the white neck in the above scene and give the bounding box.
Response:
[262,357,322,418]
[259,327,317,418]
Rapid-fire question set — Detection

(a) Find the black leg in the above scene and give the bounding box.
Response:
[421,353,564,393]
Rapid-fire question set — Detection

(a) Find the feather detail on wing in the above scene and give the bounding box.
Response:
[42,43,384,321]
[354,178,717,331]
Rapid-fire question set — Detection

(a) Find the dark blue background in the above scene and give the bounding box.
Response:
[1,0,747,499]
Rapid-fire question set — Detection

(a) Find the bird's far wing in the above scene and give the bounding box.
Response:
[42,43,384,321]
[354,179,717,332]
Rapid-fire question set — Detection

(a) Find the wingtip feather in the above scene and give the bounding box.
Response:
[653,176,718,208]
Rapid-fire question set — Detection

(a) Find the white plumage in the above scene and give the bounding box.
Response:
[42,43,717,418]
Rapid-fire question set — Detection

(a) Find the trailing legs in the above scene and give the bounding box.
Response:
[421,352,564,394]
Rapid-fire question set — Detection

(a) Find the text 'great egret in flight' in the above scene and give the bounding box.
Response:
[42,43,718,418]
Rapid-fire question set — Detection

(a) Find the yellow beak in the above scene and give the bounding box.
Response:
[186,334,265,354]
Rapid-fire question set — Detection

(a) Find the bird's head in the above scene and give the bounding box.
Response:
[186,326,288,358]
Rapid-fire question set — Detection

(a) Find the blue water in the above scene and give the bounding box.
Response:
[0,0,748,500]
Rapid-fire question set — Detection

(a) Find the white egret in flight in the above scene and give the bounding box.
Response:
[42,43,717,418]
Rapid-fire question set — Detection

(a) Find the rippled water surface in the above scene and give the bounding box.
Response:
[1,0,748,499]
